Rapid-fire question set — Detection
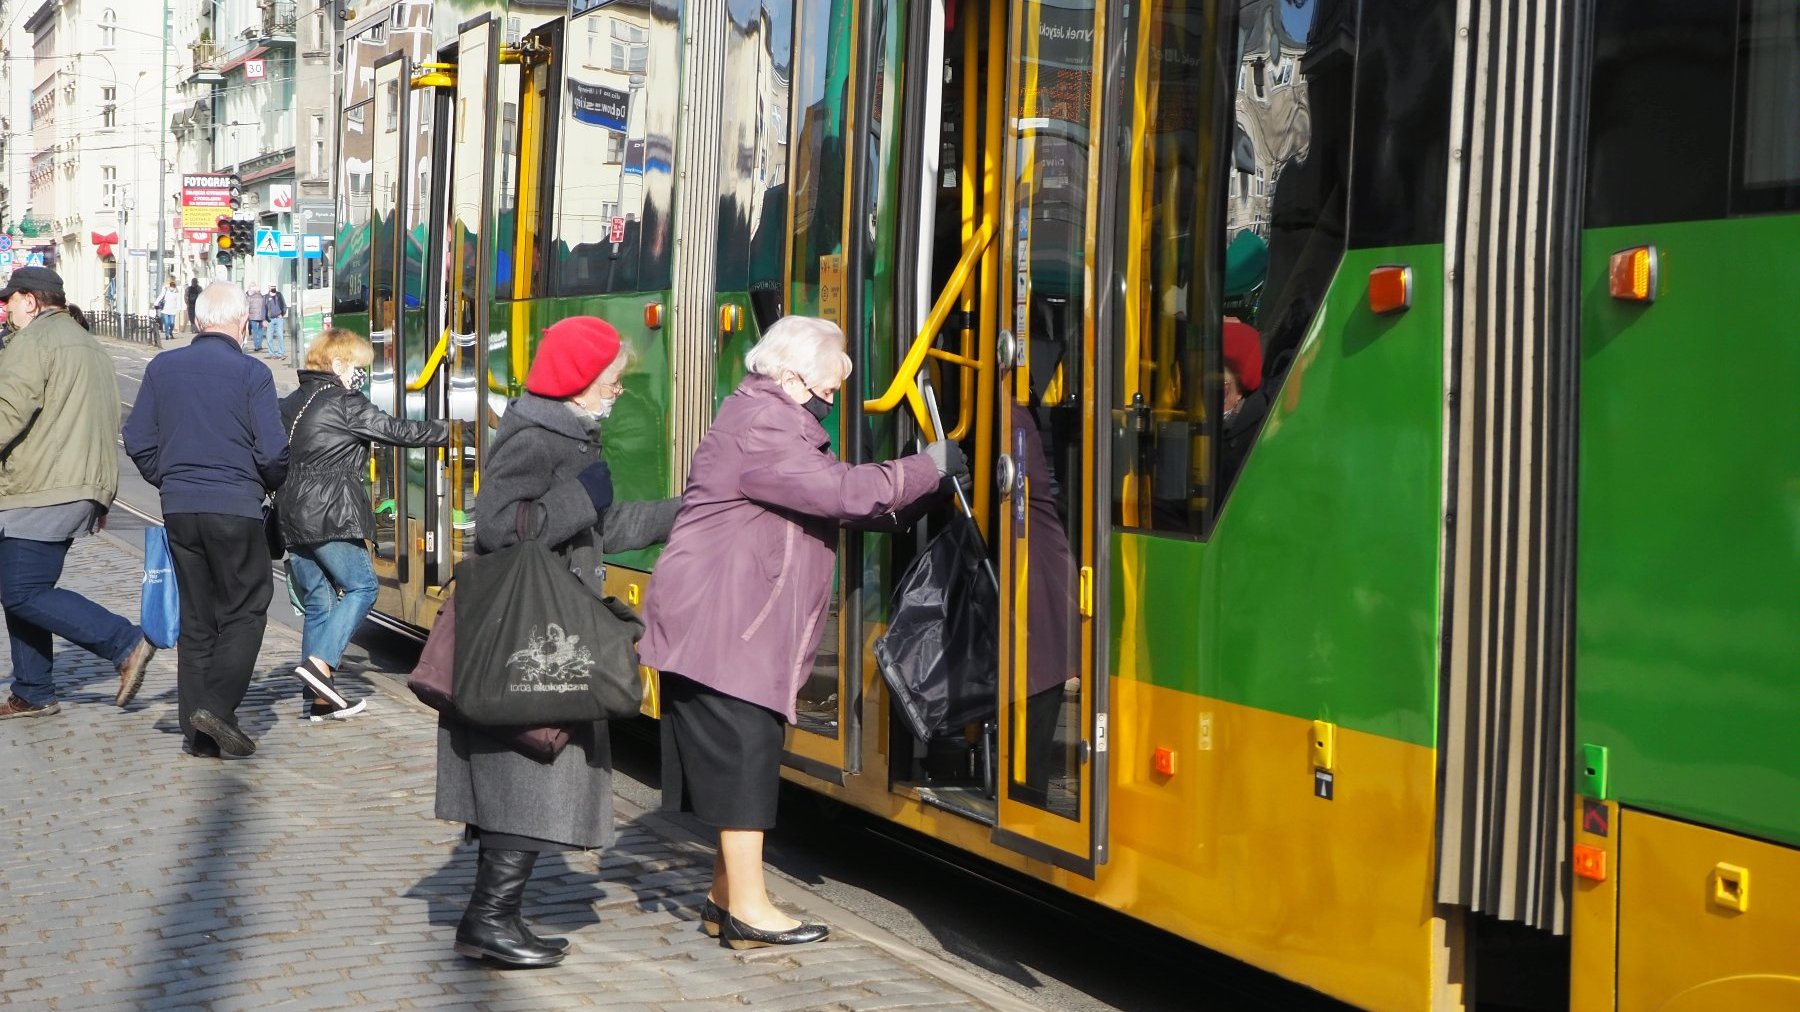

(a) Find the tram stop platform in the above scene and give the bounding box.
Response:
[0,530,1032,1010]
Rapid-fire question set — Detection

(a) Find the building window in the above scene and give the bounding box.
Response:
[604,131,625,163]
[100,10,117,50]
[311,114,325,176]
[101,165,117,208]
[101,86,116,127]
[610,19,648,73]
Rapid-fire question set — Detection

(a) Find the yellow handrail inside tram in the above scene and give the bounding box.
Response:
[862,219,995,425]
[405,328,453,392]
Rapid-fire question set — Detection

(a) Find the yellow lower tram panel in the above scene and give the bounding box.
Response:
[1574,802,1800,1011]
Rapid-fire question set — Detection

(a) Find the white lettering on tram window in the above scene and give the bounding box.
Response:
[1039,23,1094,44]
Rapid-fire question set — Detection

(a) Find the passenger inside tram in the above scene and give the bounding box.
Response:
[1219,319,1268,490]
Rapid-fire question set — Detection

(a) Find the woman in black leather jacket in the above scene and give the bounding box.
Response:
[277,328,448,720]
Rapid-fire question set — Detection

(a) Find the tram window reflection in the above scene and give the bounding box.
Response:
[1110,0,1354,537]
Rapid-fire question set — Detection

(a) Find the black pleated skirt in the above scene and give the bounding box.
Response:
[660,673,784,830]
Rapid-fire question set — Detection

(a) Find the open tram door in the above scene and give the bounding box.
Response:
[989,0,1108,873]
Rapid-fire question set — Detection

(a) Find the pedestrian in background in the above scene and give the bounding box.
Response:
[639,316,961,949]
[184,277,201,333]
[264,286,287,358]
[123,282,289,759]
[153,278,179,343]
[0,265,157,719]
[245,286,267,353]
[437,317,679,969]
[279,328,446,722]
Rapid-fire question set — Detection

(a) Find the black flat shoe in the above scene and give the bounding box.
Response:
[719,912,829,950]
[700,898,727,938]
[191,710,254,757]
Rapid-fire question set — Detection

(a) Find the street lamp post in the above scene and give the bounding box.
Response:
[155,1,170,292]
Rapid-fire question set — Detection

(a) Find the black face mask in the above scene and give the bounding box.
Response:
[803,395,832,423]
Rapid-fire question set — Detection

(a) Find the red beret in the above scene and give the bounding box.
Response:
[526,316,622,398]
[1223,320,1263,392]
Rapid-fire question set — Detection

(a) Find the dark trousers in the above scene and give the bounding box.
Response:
[165,513,271,739]
[0,536,141,706]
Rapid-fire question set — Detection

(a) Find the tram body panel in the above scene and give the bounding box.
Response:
[1576,215,1800,851]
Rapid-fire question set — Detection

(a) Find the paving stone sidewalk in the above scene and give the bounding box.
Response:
[0,533,1026,1011]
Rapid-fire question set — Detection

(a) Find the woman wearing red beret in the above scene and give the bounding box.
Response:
[436,316,679,968]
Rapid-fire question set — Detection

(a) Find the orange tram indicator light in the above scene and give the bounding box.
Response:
[1608,245,1657,303]
[1367,265,1412,315]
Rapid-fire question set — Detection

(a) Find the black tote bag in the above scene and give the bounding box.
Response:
[873,512,999,740]
[451,538,645,726]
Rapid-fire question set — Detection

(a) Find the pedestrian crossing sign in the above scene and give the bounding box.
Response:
[254,228,281,256]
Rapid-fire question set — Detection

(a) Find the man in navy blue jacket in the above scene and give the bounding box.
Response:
[124,282,289,759]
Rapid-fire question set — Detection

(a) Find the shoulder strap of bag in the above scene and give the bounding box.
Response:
[287,384,331,442]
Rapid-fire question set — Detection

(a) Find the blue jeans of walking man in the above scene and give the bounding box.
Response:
[248,319,265,352]
[0,536,144,706]
[265,316,286,357]
[286,539,378,679]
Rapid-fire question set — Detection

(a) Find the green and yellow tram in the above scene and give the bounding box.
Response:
[332,1,1800,1007]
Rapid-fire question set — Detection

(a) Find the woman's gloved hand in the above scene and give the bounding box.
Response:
[924,440,969,479]
[577,460,614,514]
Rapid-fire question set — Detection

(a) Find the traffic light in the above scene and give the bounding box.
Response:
[215,214,234,266]
[227,175,243,212]
[231,219,255,257]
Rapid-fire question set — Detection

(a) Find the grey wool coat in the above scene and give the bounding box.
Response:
[435,392,679,849]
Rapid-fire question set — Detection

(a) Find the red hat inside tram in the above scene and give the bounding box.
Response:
[525,316,622,398]
[1223,320,1263,393]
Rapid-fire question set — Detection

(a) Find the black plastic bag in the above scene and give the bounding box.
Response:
[452,538,645,727]
[874,512,998,740]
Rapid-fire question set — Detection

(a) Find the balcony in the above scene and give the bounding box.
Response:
[258,1,298,44]
[187,41,223,85]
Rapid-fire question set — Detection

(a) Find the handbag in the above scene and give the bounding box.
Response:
[140,526,181,649]
[451,537,645,727]
[406,592,574,762]
[267,384,331,561]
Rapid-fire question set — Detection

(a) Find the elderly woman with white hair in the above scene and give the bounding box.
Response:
[640,315,965,949]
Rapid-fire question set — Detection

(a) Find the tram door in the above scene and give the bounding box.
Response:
[992,0,1104,870]
[367,54,408,593]
[437,17,501,582]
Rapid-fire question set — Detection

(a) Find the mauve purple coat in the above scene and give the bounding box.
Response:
[639,374,942,720]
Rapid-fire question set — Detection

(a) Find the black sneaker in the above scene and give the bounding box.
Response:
[308,697,367,723]
[293,657,349,709]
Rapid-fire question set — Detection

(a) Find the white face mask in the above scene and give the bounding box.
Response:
[590,396,617,420]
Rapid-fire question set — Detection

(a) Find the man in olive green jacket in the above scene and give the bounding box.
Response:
[0,266,155,719]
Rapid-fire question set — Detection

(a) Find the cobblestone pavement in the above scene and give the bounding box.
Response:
[0,533,1029,1011]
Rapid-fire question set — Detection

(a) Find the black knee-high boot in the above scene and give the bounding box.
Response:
[454,849,566,968]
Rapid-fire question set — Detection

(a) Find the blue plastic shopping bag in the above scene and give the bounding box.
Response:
[141,527,180,649]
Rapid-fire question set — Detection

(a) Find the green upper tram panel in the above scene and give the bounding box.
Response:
[1576,215,1800,848]
[1111,248,1445,750]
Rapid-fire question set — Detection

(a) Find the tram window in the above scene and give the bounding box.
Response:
[1586,1,1733,228]
[334,100,373,315]
[1734,0,1800,215]
[787,0,853,323]
[1346,0,1454,248]
[716,2,793,312]
[553,1,678,296]
[1112,0,1355,537]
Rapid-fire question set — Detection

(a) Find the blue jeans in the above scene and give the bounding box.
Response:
[265,317,286,357]
[0,536,142,706]
[286,540,378,670]
[161,313,175,341]
[248,319,265,351]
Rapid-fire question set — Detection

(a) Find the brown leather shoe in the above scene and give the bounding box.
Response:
[116,638,155,707]
[0,694,61,719]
